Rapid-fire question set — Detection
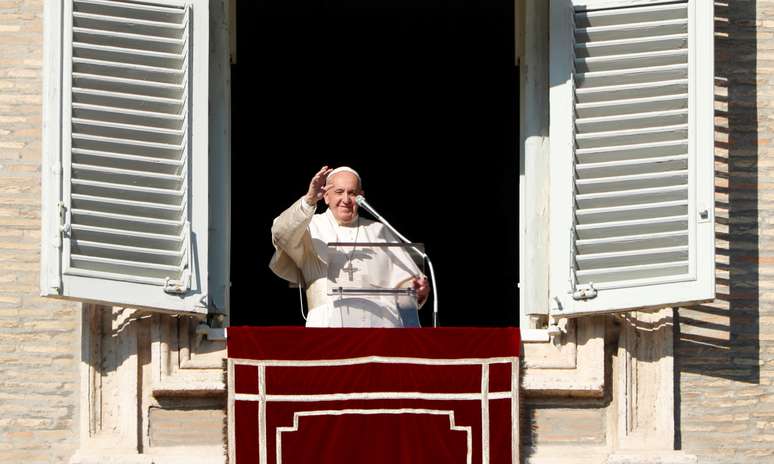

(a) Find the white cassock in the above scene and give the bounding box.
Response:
[269,196,423,327]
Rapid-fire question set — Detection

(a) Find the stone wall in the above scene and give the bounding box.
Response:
[677,1,774,462]
[0,0,81,463]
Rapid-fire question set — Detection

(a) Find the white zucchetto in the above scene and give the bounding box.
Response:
[325,166,361,187]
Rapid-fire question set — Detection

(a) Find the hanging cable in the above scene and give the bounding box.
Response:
[297,269,307,321]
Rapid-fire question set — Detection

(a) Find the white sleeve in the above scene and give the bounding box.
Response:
[300,197,317,213]
[270,196,317,268]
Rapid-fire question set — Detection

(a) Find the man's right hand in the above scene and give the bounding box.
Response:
[305,165,333,206]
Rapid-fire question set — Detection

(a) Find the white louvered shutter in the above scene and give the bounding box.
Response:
[42,0,210,313]
[548,0,714,317]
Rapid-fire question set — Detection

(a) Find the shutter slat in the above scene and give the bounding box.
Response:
[576,200,688,225]
[72,193,184,210]
[72,88,184,114]
[72,118,186,137]
[72,44,187,71]
[575,215,688,241]
[72,240,183,266]
[72,162,184,183]
[75,0,186,15]
[73,29,185,56]
[72,133,185,151]
[70,19,185,41]
[576,63,687,88]
[74,244,183,265]
[73,26,185,45]
[71,254,183,280]
[73,41,186,60]
[71,193,184,221]
[71,139,183,160]
[576,139,687,163]
[71,178,184,199]
[576,19,687,43]
[64,267,166,286]
[72,87,185,106]
[576,33,688,58]
[577,185,688,209]
[74,239,183,256]
[71,211,183,237]
[574,3,688,27]
[72,122,184,146]
[72,12,185,30]
[577,153,688,170]
[576,154,688,179]
[576,245,688,269]
[73,57,184,82]
[71,224,184,249]
[576,109,687,133]
[71,208,185,227]
[576,93,688,119]
[575,261,689,284]
[72,117,187,146]
[576,124,687,149]
[72,234,185,261]
[575,48,687,73]
[73,103,184,130]
[576,78,688,104]
[72,149,183,177]
[576,231,688,254]
[73,72,185,92]
[576,170,687,195]
[73,102,184,120]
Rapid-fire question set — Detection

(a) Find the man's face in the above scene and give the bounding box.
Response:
[324,172,361,224]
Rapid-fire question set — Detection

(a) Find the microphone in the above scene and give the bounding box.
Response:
[354,195,378,221]
[355,195,439,327]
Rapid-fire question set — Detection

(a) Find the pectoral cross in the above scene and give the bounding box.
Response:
[341,262,358,281]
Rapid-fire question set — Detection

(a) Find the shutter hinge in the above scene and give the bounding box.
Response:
[572,282,598,300]
[163,220,192,294]
[57,202,71,238]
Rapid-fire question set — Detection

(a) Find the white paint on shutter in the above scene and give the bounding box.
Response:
[42,0,210,313]
[549,0,714,316]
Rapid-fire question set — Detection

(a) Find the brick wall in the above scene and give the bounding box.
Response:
[677,1,774,462]
[0,1,80,462]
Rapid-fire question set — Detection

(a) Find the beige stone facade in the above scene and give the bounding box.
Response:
[0,1,81,462]
[1,0,773,463]
[678,0,773,459]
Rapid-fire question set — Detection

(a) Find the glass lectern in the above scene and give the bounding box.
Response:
[327,242,426,328]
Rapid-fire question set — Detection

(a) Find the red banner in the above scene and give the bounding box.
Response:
[227,327,520,464]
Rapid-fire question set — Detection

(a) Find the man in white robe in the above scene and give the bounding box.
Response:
[269,166,430,327]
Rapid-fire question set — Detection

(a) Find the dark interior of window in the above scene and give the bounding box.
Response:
[230,0,518,327]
